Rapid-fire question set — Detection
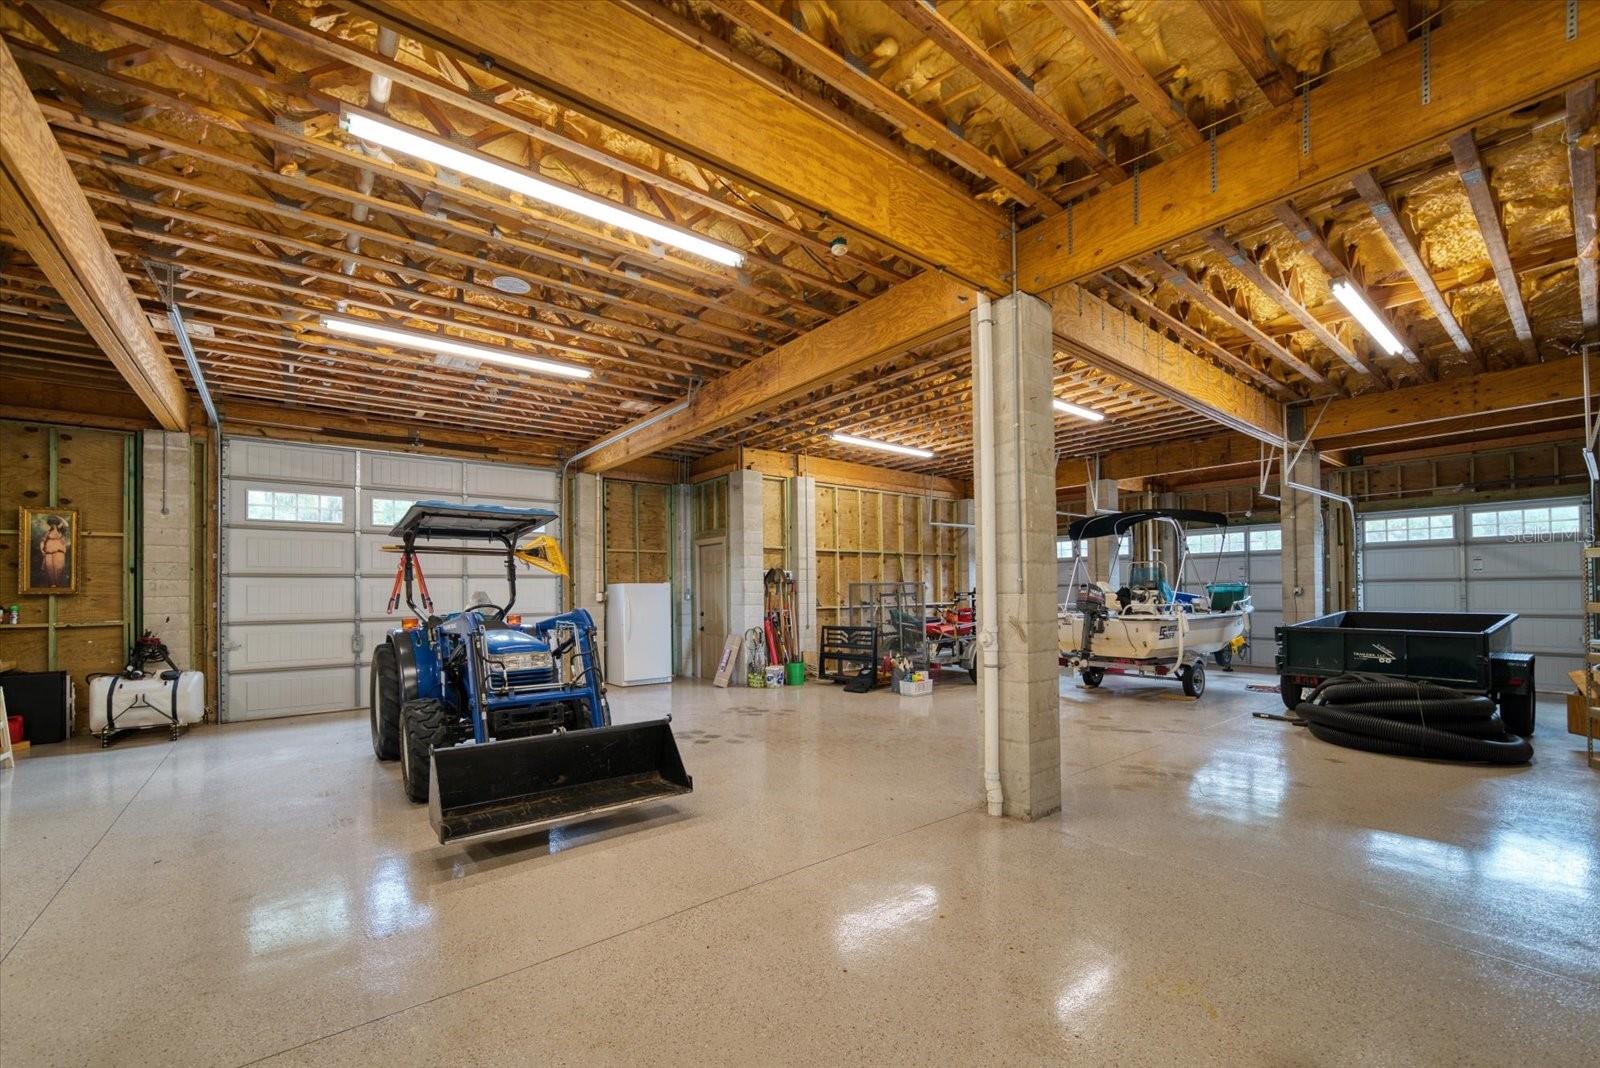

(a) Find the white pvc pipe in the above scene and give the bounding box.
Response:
[974,292,1004,818]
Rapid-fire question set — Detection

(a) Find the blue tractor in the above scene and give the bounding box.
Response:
[369,502,692,844]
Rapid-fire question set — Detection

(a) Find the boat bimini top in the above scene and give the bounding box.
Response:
[1066,509,1229,541]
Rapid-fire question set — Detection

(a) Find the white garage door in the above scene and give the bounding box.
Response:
[1183,523,1282,667]
[1360,499,1585,693]
[221,439,559,722]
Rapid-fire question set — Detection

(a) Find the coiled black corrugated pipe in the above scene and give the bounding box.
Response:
[1295,674,1532,765]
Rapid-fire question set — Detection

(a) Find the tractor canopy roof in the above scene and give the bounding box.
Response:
[390,500,559,541]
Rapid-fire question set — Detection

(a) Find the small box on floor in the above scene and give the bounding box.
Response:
[897,673,932,697]
[764,665,785,687]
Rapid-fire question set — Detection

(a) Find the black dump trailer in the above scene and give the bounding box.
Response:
[1276,611,1536,738]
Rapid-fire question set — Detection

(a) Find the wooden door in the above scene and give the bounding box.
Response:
[696,539,727,679]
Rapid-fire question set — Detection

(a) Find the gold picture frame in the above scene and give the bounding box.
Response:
[19,506,79,595]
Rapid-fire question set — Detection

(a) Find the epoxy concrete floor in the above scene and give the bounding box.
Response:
[2,671,1596,1066]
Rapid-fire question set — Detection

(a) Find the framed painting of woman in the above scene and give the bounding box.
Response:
[19,507,79,595]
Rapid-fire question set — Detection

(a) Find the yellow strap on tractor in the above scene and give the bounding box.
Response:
[514,534,568,577]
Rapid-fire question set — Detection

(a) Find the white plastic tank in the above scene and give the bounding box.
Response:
[88,672,205,733]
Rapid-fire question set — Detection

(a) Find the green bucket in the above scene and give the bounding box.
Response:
[785,661,806,686]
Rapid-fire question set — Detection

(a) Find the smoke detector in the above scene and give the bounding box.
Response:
[829,236,849,258]
[490,274,531,295]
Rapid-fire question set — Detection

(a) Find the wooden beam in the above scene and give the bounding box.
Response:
[694,0,1056,215]
[1197,0,1297,106]
[1358,0,1411,54]
[1447,133,1537,359]
[1144,253,1329,387]
[1018,1,1600,292]
[576,271,973,472]
[1056,430,1265,489]
[0,376,162,431]
[1201,229,1377,381]
[0,41,186,430]
[1052,283,1284,444]
[881,0,1124,182]
[345,0,1009,289]
[1308,355,1596,441]
[1567,81,1598,339]
[1041,1,1202,150]
[1093,272,1292,397]
[1350,169,1477,366]
[1271,200,1429,379]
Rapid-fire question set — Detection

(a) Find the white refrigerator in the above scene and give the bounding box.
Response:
[605,582,673,686]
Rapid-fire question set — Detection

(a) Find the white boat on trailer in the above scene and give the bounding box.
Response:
[1058,509,1252,698]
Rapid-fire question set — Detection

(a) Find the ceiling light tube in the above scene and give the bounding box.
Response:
[320,316,591,379]
[342,111,745,268]
[830,432,934,459]
[1053,399,1105,422]
[1331,280,1404,356]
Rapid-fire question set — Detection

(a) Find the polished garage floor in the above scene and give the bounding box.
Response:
[2,672,1596,1066]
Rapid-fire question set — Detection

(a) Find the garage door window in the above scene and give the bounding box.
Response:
[246,490,344,524]
[1248,529,1281,551]
[1188,532,1244,553]
[1470,504,1582,539]
[1363,513,1453,543]
[370,497,416,528]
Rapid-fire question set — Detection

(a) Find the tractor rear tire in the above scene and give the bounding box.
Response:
[370,642,402,761]
[399,698,448,804]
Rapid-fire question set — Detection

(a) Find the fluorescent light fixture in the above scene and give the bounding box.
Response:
[342,112,745,268]
[830,432,934,459]
[1053,399,1105,422]
[319,316,591,379]
[1331,280,1404,356]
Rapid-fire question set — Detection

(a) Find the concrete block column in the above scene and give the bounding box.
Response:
[792,475,819,667]
[975,292,1060,820]
[571,473,606,660]
[140,430,194,669]
[1281,449,1326,624]
[726,470,767,682]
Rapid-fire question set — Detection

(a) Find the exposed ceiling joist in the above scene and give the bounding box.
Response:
[346,0,1010,289]
[1019,2,1600,293]
[1270,200,1429,381]
[1040,0,1203,150]
[1350,169,1478,369]
[1566,81,1598,339]
[1092,271,1291,398]
[576,271,973,472]
[1447,132,1537,360]
[1143,253,1329,388]
[693,0,1057,215]
[0,40,186,430]
[1200,229,1379,383]
[1052,283,1284,444]
[880,0,1124,182]
[1196,0,1298,107]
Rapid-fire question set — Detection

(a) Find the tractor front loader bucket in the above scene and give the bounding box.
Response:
[428,719,693,845]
